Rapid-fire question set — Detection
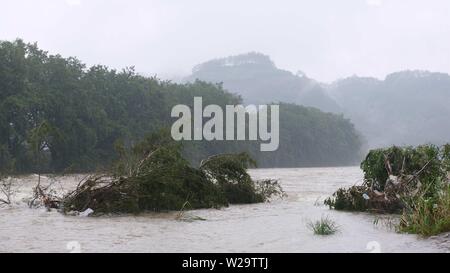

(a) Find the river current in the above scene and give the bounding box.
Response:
[0,167,448,253]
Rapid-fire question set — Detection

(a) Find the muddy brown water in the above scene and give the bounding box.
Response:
[0,167,448,253]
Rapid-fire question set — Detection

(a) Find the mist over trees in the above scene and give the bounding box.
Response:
[0,40,362,173]
[329,71,450,148]
[187,53,450,150]
[185,53,341,113]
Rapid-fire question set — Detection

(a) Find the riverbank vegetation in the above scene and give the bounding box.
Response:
[325,144,450,236]
[399,178,450,236]
[0,39,362,174]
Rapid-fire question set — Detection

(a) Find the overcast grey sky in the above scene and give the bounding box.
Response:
[1,0,449,82]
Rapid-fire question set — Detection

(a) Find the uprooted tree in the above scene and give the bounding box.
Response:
[57,130,284,215]
[325,144,450,236]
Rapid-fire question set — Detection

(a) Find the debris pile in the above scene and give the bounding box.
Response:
[58,130,285,215]
[325,145,450,214]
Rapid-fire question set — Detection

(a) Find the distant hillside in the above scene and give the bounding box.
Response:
[328,71,450,148]
[185,52,341,113]
[186,53,450,149]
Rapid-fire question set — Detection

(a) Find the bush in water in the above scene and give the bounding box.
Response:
[61,130,285,215]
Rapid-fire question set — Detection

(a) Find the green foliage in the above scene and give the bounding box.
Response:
[62,131,284,215]
[324,186,369,211]
[200,153,263,204]
[307,216,339,235]
[255,179,286,201]
[400,180,450,236]
[328,144,450,212]
[441,144,450,172]
[264,103,362,167]
[324,185,403,213]
[361,145,443,191]
[327,144,450,236]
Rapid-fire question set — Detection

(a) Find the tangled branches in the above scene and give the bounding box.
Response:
[325,144,450,214]
[60,130,285,215]
[28,175,63,209]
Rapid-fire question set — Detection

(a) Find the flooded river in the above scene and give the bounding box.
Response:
[0,167,448,253]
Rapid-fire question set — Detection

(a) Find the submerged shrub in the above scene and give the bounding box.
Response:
[326,144,450,236]
[200,153,263,204]
[255,179,287,202]
[361,145,443,191]
[200,153,285,204]
[324,185,403,213]
[324,186,369,211]
[308,216,339,235]
[61,130,284,215]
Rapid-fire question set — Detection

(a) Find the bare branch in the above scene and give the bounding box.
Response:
[0,178,13,206]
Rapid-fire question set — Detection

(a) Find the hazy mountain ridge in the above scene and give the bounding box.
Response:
[185,52,341,113]
[330,70,450,148]
[186,53,450,149]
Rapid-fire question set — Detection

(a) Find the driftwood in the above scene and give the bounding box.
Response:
[326,145,449,213]
[28,175,61,209]
[58,147,284,215]
[23,130,285,215]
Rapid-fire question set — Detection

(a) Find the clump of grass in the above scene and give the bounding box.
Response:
[373,216,399,231]
[308,216,339,235]
[175,201,207,222]
[399,182,450,236]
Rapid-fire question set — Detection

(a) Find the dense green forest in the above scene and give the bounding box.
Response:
[0,40,362,173]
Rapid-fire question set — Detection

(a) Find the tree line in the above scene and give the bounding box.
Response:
[0,39,362,173]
